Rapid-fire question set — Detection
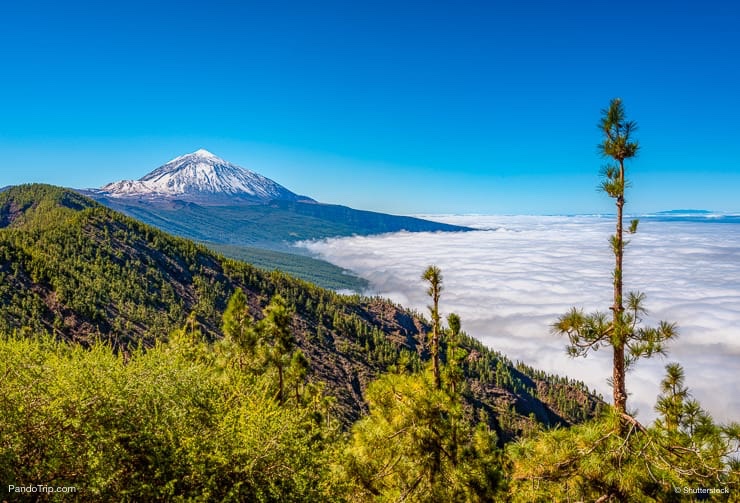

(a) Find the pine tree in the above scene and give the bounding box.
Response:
[654,362,689,433]
[552,98,677,415]
[508,364,740,501]
[444,312,466,396]
[422,265,443,390]
[289,349,310,403]
[340,372,505,502]
[222,288,256,355]
[258,294,295,405]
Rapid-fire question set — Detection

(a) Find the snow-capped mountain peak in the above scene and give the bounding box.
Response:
[193,148,217,158]
[99,150,311,204]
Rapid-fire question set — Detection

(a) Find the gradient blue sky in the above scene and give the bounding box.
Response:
[2,0,738,214]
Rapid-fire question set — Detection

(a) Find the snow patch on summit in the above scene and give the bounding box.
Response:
[99,149,311,203]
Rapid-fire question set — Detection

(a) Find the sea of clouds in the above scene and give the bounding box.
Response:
[299,215,740,424]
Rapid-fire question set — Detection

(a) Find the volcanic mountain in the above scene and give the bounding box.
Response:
[98,149,313,204]
[85,150,472,289]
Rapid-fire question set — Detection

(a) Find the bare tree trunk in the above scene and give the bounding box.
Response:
[432,325,440,390]
[612,160,627,414]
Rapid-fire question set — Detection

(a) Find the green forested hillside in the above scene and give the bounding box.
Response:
[207,243,369,292]
[0,184,600,430]
[2,184,735,501]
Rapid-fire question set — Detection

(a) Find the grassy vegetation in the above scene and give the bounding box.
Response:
[0,333,337,502]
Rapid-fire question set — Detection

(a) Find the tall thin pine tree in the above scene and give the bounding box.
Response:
[553,98,677,416]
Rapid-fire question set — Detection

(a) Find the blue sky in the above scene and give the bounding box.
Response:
[1,0,738,214]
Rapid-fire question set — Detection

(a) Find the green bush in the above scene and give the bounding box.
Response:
[0,334,336,502]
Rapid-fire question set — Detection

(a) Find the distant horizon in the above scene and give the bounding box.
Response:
[2,177,740,219]
[415,209,740,217]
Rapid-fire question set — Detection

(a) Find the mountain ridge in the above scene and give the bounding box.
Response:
[0,183,603,435]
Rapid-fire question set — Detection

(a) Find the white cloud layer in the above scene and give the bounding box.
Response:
[299,215,740,424]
